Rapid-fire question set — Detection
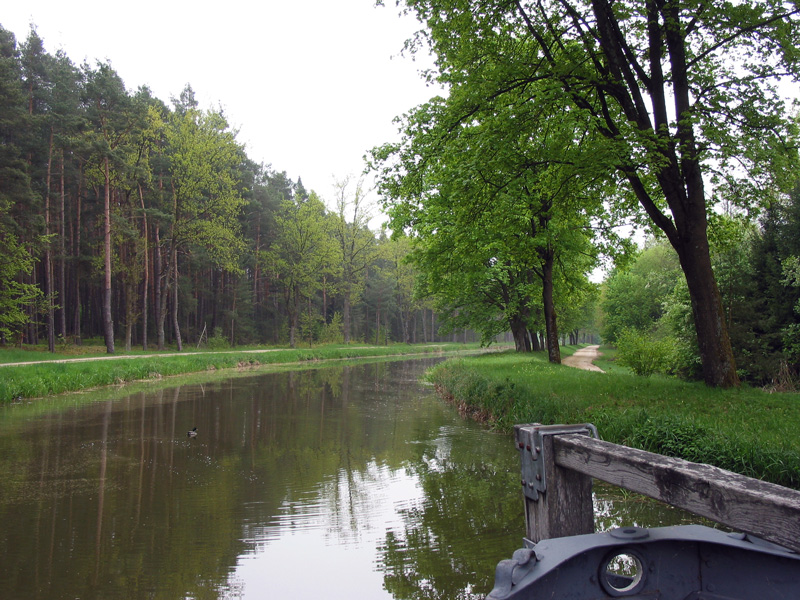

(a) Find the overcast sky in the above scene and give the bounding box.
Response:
[3,0,442,209]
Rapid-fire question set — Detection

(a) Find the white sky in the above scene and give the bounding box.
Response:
[2,1,443,208]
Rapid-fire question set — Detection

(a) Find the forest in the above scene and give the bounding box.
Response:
[0,25,482,354]
[3,0,800,390]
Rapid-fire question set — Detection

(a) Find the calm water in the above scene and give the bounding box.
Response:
[0,358,698,599]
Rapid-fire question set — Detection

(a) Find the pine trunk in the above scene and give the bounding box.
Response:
[58,150,67,341]
[102,156,114,354]
[44,129,55,352]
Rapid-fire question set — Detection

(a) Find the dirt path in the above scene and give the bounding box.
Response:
[562,345,604,373]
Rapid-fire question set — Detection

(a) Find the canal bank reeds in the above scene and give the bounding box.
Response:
[0,343,482,403]
[427,350,800,490]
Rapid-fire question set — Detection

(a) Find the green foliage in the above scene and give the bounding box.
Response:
[370,78,607,356]
[396,0,800,385]
[298,311,323,347]
[615,328,675,378]
[0,222,46,341]
[722,188,800,384]
[601,242,682,343]
[206,327,230,350]
[318,312,344,344]
[167,100,247,272]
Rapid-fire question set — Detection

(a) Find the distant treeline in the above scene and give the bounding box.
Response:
[0,25,468,351]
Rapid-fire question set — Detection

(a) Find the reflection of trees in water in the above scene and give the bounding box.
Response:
[0,357,479,599]
[592,482,713,532]
[378,430,522,600]
[378,447,715,599]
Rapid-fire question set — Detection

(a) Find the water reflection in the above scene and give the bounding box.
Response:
[0,359,704,600]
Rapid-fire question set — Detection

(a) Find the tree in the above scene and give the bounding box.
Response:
[394,0,800,386]
[267,192,336,347]
[83,61,140,353]
[371,80,606,359]
[0,26,45,342]
[382,234,420,344]
[601,242,682,343]
[332,176,377,343]
[160,89,246,350]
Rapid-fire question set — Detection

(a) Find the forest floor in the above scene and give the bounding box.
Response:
[561,344,604,372]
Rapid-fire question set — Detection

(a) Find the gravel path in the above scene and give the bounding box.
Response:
[562,344,604,373]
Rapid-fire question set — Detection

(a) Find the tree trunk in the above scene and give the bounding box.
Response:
[44,129,55,353]
[530,330,541,352]
[58,149,67,341]
[155,226,165,350]
[102,155,114,354]
[674,233,738,387]
[343,288,352,344]
[509,314,532,352]
[139,185,149,351]
[72,166,83,345]
[536,248,560,363]
[171,250,182,351]
[287,285,299,348]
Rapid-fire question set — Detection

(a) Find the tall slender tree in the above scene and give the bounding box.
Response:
[333,176,377,343]
[161,87,246,350]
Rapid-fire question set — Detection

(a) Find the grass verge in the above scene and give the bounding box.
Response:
[427,349,800,489]
[0,343,486,403]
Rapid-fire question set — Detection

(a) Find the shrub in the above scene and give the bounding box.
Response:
[615,328,675,377]
[206,327,230,350]
[319,313,344,344]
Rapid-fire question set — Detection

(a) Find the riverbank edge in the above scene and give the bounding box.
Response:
[0,343,495,403]
[426,351,800,490]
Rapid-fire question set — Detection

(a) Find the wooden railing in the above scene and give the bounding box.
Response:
[514,423,800,553]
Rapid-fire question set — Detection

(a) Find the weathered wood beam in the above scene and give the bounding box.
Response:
[555,433,800,553]
[515,424,594,543]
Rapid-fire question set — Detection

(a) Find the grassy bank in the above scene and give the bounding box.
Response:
[0,343,485,403]
[427,349,800,489]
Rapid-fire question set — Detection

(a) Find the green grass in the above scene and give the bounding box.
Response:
[426,348,800,489]
[0,342,489,403]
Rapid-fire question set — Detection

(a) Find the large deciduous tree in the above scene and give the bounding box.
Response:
[394,0,800,386]
[161,87,246,350]
[371,77,607,359]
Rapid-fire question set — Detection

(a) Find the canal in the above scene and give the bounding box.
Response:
[0,357,697,599]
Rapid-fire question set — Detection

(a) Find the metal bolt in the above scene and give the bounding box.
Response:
[536,474,542,481]
[535,446,541,453]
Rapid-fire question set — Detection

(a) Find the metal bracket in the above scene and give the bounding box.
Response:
[516,423,598,501]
